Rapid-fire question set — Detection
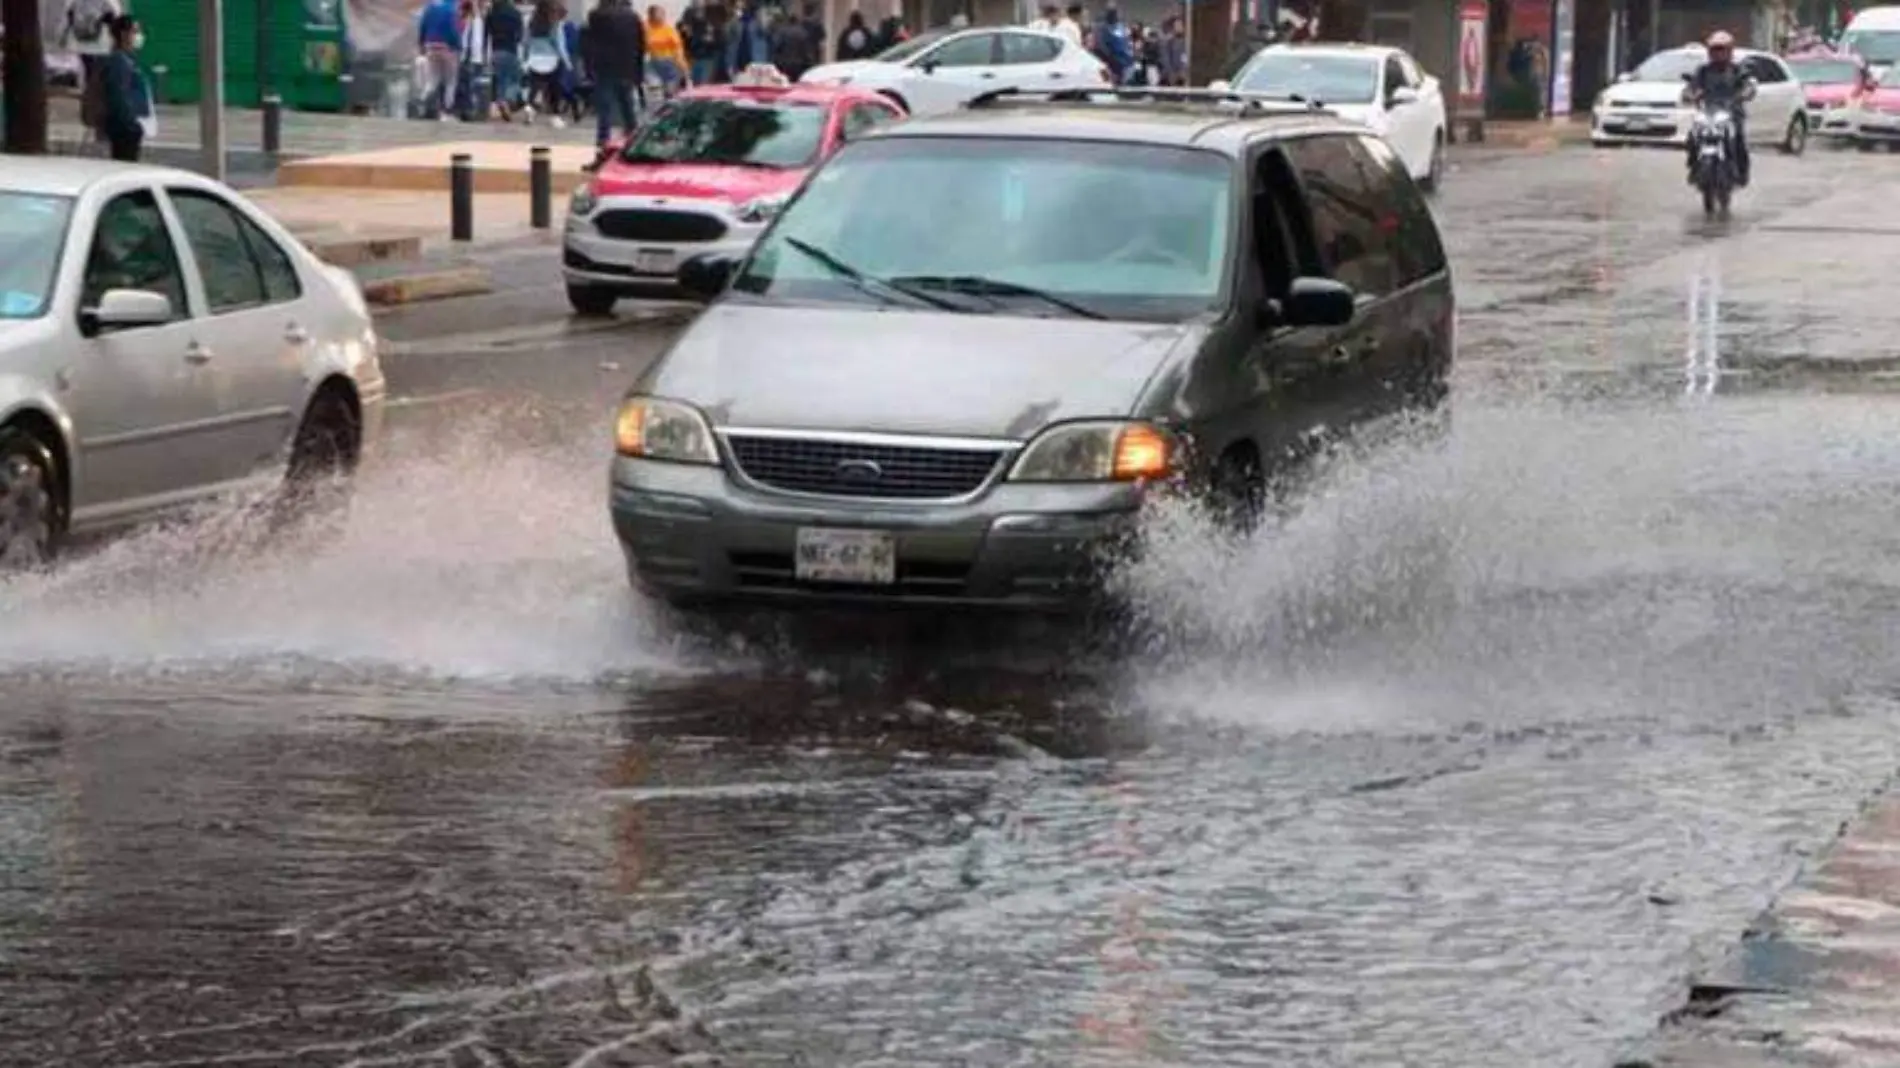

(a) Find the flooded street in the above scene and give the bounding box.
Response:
[9,145,1900,1067]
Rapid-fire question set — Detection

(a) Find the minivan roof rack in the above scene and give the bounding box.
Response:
[964,85,1335,114]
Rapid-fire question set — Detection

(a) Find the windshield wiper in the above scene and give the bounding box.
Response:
[891,275,1108,320]
[779,237,965,312]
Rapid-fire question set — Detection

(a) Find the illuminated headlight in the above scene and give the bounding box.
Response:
[569,183,599,217]
[613,396,720,464]
[1008,421,1173,483]
[736,194,790,224]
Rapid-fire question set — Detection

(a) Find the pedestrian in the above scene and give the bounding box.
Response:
[524,0,572,126]
[1094,7,1132,83]
[98,14,150,162]
[679,0,725,85]
[487,0,527,119]
[1160,15,1185,86]
[417,0,463,120]
[1026,3,1058,32]
[723,0,770,75]
[769,5,816,81]
[62,0,123,145]
[646,4,686,98]
[1054,4,1083,48]
[837,10,876,59]
[584,0,644,155]
[456,0,491,121]
[873,11,907,51]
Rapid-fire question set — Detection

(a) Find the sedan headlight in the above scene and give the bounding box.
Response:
[736,194,790,225]
[1009,420,1173,483]
[569,183,599,217]
[613,396,720,464]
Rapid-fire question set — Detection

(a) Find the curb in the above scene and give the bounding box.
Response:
[360,265,493,307]
[278,161,587,195]
[300,232,428,268]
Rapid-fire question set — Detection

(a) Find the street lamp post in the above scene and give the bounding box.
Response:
[198,0,226,180]
[1,0,50,153]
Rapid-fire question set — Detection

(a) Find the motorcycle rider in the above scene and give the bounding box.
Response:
[1683,31,1757,187]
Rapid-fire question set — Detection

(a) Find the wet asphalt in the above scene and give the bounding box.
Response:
[7,142,1900,1068]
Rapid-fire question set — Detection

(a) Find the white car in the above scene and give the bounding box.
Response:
[0,157,387,566]
[1591,45,1809,152]
[1212,43,1449,191]
[798,26,1110,117]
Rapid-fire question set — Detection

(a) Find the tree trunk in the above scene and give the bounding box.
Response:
[2,0,50,153]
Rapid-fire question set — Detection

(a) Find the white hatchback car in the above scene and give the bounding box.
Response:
[1591,45,1809,152]
[0,158,387,566]
[798,26,1110,116]
[1213,43,1450,191]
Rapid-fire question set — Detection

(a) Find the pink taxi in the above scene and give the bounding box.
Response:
[1784,48,1876,139]
[561,67,908,314]
[1853,66,1900,149]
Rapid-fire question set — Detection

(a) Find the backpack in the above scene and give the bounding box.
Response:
[71,0,113,44]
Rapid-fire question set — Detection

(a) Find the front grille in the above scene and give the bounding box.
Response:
[724,434,1009,500]
[593,209,728,243]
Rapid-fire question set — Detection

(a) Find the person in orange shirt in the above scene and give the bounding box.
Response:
[646,5,688,95]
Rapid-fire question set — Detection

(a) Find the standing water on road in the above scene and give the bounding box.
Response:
[7,149,1900,1067]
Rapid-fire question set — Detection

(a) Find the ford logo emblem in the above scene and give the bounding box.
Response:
[835,458,883,483]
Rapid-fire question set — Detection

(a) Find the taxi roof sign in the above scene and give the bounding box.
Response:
[732,63,792,88]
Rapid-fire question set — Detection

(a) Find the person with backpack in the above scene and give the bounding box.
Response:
[63,0,124,143]
[836,10,875,60]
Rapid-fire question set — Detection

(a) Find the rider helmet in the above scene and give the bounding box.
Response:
[1706,30,1735,60]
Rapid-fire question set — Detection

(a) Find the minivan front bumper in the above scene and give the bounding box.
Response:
[609,457,1147,611]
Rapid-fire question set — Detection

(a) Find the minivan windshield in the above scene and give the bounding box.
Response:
[0,192,73,319]
[1841,28,1900,64]
[1234,51,1380,103]
[731,138,1234,322]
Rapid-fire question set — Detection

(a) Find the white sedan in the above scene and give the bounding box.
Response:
[1213,42,1450,190]
[1591,45,1809,152]
[798,26,1110,116]
[0,157,386,566]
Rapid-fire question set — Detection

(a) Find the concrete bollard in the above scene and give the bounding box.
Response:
[530,146,552,230]
[262,94,283,156]
[451,153,474,242]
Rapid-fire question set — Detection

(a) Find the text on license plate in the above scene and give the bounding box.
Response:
[634,249,675,274]
[794,527,896,585]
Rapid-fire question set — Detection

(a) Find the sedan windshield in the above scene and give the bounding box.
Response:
[619,99,826,169]
[732,137,1233,322]
[0,192,73,319]
[1841,28,1900,64]
[1235,52,1380,103]
[1633,50,1706,81]
[1787,56,1862,83]
[875,28,951,63]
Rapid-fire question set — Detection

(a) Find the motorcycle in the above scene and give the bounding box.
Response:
[1687,104,1740,218]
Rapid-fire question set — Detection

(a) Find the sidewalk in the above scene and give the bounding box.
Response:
[1459,116,1595,152]
[1632,791,1900,1066]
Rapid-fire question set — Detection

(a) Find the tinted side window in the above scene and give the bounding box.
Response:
[1284,134,1396,297]
[237,214,302,303]
[1000,32,1061,64]
[926,32,998,67]
[1356,134,1446,285]
[1383,56,1407,96]
[169,190,267,313]
[82,190,188,317]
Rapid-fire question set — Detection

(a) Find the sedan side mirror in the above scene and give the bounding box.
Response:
[1277,277,1356,327]
[1209,78,1233,90]
[919,58,941,74]
[1387,85,1420,106]
[1616,71,1634,82]
[79,288,173,337]
[677,252,740,301]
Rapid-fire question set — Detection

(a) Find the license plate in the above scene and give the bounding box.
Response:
[794,527,895,585]
[633,249,675,274]
[1623,117,1652,130]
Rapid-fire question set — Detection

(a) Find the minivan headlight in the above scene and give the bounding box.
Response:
[1009,421,1173,482]
[613,396,719,464]
[570,183,599,217]
[736,193,790,224]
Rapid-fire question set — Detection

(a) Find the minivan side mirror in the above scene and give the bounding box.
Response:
[677,252,739,301]
[79,288,173,337]
[1276,277,1356,327]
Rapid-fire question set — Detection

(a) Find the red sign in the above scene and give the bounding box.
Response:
[1459,0,1488,108]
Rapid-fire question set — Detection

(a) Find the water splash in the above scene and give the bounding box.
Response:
[0,422,698,683]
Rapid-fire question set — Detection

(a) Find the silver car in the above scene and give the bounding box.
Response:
[609,91,1453,610]
[0,158,387,566]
